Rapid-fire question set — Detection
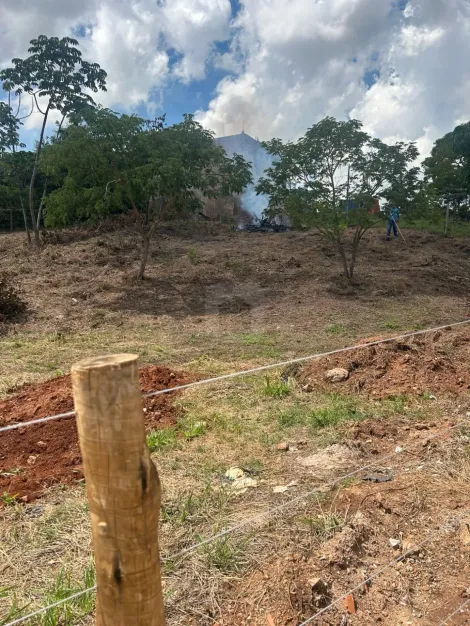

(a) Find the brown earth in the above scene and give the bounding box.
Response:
[215,416,470,626]
[297,327,470,399]
[0,365,192,501]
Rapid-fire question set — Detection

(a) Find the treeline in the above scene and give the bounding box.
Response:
[0,36,252,278]
[1,34,470,283]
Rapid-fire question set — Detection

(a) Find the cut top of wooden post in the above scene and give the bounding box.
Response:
[72,353,165,626]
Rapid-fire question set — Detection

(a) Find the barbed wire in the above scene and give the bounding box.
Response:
[1,318,469,435]
[4,416,467,626]
[437,597,470,625]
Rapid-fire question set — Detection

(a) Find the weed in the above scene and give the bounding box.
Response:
[212,412,244,435]
[326,324,346,335]
[0,590,30,625]
[0,468,24,478]
[187,247,197,264]
[240,332,272,346]
[384,394,410,414]
[201,535,251,573]
[146,428,178,452]
[264,375,291,399]
[297,512,344,541]
[278,404,307,427]
[39,565,95,626]
[0,492,18,506]
[180,417,207,440]
[307,395,363,429]
[383,319,399,330]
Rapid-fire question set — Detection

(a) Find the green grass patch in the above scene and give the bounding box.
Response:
[264,375,291,399]
[326,324,346,335]
[278,395,365,431]
[146,428,178,453]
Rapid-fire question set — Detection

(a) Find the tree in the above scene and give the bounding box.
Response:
[0,151,36,241]
[42,109,252,278]
[423,131,468,234]
[257,117,419,282]
[0,103,21,153]
[0,35,107,246]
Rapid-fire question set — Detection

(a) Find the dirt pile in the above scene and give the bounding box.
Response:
[297,327,470,398]
[0,366,193,501]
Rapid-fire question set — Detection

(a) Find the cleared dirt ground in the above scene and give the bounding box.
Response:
[1,224,470,626]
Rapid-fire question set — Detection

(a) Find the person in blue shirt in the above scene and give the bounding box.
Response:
[387,206,399,240]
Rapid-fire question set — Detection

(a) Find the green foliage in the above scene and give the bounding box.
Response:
[277,396,363,430]
[200,535,250,573]
[0,492,18,505]
[308,395,362,429]
[0,36,107,118]
[180,417,207,440]
[146,428,178,452]
[43,110,252,229]
[0,103,21,153]
[257,116,419,282]
[0,275,27,321]
[326,324,346,335]
[263,375,291,398]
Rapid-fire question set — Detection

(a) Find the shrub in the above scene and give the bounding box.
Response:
[0,275,26,321]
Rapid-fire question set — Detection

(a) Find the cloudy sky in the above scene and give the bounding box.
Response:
[1,0,470,157]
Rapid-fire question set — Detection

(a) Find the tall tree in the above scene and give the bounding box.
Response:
[257,117,419,282]
[0,35,107,246]
[423,131,468,234]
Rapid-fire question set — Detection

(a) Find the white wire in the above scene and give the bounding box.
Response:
[3,417,467,626]
[2,318,469,434]
[3,586,97,626]
[298,509,470,626]
[144,318,470,397]
[437,597,470,625]
[164,417,468,561]
[0,411,75,433]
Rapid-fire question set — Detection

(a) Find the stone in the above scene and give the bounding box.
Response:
[225,467,244,480]
[389,538,401,549]
[277,442,289,452]
[325,368,349,383]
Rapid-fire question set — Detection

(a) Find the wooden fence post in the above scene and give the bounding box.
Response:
[71,354,165,626]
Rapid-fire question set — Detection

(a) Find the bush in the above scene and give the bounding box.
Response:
[0,275,27,321]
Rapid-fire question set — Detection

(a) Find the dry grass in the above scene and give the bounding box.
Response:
[2,226,470,624]
[0,370,460,624]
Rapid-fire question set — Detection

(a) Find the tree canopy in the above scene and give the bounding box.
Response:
[256,117,419,281]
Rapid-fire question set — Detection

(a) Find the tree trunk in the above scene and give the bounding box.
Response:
[18,186,31,244]
[29,105,50,248]
[36,180,48,231]
[137,234,150,280]
[444,204,450,236]
[9,208,13,232]
[337,238,351,283]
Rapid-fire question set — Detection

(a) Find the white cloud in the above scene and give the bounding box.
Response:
[1,0,232,121]
[2,0,470,160]
[196,0,470,160]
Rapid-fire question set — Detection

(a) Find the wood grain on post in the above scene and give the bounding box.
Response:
[71,354,165,626]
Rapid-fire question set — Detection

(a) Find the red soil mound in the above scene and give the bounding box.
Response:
[297,328,470,398]
[0,366,193,502]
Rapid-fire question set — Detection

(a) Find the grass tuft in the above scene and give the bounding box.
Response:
[264,375,291,399]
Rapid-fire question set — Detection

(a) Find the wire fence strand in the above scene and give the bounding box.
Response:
[298,509,470,626]
[4,416,467,626]
[1,318,469,434]
[437,597,470,626]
